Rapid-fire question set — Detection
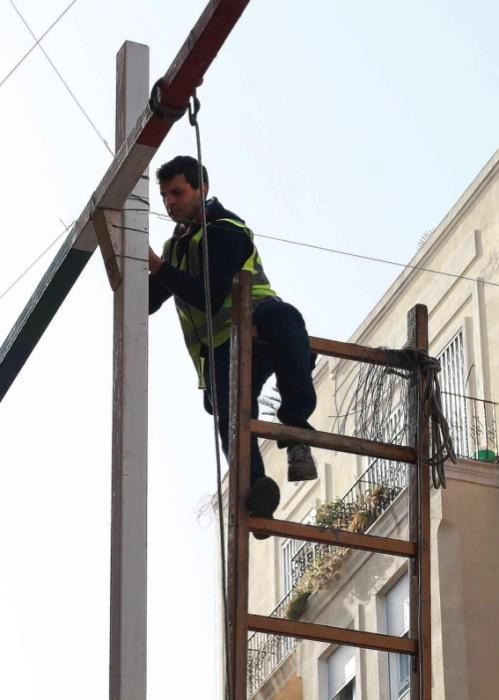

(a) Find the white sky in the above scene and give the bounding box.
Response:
[1,1,499,698]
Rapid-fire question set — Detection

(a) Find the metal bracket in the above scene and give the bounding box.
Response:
[92,207,123,291]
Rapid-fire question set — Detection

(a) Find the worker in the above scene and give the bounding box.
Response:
[149,155,317,533]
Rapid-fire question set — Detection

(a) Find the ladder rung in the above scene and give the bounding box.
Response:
[249,518,416,558]
[252,328,411,369]
[247,614,417,655]
[308,336,410,368]
[251,420,416,463]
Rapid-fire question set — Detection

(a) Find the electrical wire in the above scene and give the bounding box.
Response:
[9,0,114,156]
[0,0,78,88]
[5,200,498,315]
[147,210,499,290]
[0,220,73,304]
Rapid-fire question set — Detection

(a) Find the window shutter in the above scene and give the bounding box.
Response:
[386,574,409,637]
[327,645,356,698]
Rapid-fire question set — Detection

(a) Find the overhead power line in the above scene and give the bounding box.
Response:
[252,231,499,289]
[0,0,78,88]
[0,221,73,304]
[3,206,498,312]
[9,0,114,156]
[148,209,499,289]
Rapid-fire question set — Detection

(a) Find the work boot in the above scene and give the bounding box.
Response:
[247,476,281,540]
[287,444,318,481]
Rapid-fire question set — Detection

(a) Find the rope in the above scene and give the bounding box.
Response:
[188,92,232,700]
[396,347,457,488]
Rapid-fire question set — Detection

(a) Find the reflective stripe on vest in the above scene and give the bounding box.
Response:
[163,217,277,386]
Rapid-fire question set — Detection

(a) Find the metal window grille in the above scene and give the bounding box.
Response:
[438,331,469,456]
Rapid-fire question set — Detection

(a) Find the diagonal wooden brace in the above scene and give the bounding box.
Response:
[92,208,124,291]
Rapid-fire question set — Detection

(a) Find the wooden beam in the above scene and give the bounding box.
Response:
[249,517,416,558]
[108,41,149,700]
[253,329,414,368]
[92,208,123,291]
[0,0,251,402]
[247,614,417,656]
[250,420,417,463]
[308,336,411,368]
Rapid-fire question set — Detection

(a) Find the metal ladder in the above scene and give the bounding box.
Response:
[227,271,431,699]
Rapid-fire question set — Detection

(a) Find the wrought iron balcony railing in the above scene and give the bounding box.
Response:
[247,590,297,697]
[441,391,498,461]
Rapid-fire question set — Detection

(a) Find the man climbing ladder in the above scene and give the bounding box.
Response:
[148,155,317,529]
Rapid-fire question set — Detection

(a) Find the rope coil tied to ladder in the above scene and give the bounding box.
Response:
[344,347,456,490]
[395,347,457,489]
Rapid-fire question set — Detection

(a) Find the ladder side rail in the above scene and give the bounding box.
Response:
[227,271,253,698]
[407,304,431,700]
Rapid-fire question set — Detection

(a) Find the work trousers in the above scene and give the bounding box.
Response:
[202,298,317,486]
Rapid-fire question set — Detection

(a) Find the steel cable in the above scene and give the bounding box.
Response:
[188,93,233,700]
[0,0,78,88]
[9,0,114,156]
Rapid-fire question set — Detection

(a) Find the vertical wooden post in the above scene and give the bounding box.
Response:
[227,270,253,699]
[407,304,431,700]
[109,41,149,700]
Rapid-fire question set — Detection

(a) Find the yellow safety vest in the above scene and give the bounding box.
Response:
[162,217,277,387]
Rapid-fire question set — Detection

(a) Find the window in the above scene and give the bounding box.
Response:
[327,646,356,700]
[438,330,468,457]
[386,574,410,699]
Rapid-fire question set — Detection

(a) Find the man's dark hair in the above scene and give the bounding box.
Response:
[156,155,209,189]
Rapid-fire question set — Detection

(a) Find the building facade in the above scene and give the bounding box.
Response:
[246,149,499,699]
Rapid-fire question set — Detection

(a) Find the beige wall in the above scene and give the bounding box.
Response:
[274,677,302,700]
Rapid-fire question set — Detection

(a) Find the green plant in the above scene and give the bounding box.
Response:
[315,498,350,530]
[286,486,399,620]
[285,589,312,620]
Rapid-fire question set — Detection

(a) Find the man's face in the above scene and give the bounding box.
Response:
[159,174,206,224]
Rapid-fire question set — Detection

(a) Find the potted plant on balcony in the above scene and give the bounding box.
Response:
[470,414,497,462]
